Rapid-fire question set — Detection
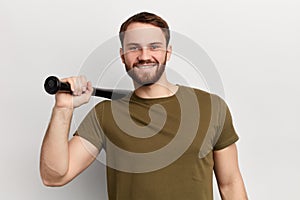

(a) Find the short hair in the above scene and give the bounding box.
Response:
[119,12,170,47]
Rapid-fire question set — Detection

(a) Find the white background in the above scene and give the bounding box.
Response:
[1,0,299,199]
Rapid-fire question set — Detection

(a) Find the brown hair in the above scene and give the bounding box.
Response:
[119,12,170,46]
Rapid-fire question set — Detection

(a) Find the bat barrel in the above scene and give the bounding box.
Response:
[92,88,131,99]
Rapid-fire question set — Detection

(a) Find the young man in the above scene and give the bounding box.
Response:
[40,12,248,200]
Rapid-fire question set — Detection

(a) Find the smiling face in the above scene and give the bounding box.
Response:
[120,22,172,86]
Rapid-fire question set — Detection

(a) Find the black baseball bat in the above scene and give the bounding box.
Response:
[44,76,131,100]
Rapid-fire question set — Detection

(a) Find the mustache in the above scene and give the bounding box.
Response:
[133,59,158,66]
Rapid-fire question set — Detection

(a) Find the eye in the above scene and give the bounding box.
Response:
[150,44,162,50]
[130,47,138,51]
[152,45,158,49]
[128,46,140,51]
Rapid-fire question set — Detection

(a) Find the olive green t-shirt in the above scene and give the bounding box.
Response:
[76,86,239,200]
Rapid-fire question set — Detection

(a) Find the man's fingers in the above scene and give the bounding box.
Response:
[87,81,93,93]
[78,76,88,94]
[60,76,90,96]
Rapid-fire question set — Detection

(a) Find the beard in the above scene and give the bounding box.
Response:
[125,54,167,86]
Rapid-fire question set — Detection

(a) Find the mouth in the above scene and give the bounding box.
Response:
[134,63,157,69]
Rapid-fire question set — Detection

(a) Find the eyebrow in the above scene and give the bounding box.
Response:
[125,43,140,47]
[125,42,164,46]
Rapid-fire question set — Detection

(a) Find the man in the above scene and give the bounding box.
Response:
[40,12,248,199]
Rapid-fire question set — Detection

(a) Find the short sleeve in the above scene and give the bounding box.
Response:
[73,103,105,151]
[213,101,239,151]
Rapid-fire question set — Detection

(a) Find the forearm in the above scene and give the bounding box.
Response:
[219,175,248,200]
[40,107,73,184]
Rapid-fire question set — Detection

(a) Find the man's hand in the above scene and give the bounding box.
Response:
[54,76,93,109]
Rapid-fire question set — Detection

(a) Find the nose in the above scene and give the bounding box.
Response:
[138,47,151,61]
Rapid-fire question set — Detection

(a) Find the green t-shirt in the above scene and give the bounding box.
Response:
[76,85,239,200]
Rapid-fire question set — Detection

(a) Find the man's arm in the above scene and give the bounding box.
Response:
[40,76,99,186]
[214,143,248,200]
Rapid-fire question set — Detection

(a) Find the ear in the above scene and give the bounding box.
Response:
[166,45,172,61]
[120,48,125,64]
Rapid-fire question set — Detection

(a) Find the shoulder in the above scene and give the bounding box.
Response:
[179,85,226,105]
[92,100,112,120]
[94,100,111,109]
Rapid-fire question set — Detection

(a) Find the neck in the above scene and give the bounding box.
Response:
[133,74,178,99]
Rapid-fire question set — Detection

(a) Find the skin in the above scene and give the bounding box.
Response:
[40,22,248,199]
[214,144,248,199]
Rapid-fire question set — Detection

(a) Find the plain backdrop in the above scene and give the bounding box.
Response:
[1,0,299,199]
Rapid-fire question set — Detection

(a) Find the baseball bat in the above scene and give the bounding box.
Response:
[44,76,131,100]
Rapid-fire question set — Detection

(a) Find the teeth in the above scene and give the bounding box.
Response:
[136,64,156,69]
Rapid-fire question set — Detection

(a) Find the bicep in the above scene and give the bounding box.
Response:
[213,143,241,185]
[59,136,99,185]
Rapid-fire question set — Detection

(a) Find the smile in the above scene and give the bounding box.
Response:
[135,63,157,69]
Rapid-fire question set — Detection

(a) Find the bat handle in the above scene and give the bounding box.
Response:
[44,76,71,95]
[44,76,132,100]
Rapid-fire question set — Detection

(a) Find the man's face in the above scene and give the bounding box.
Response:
[120,23,172,86]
